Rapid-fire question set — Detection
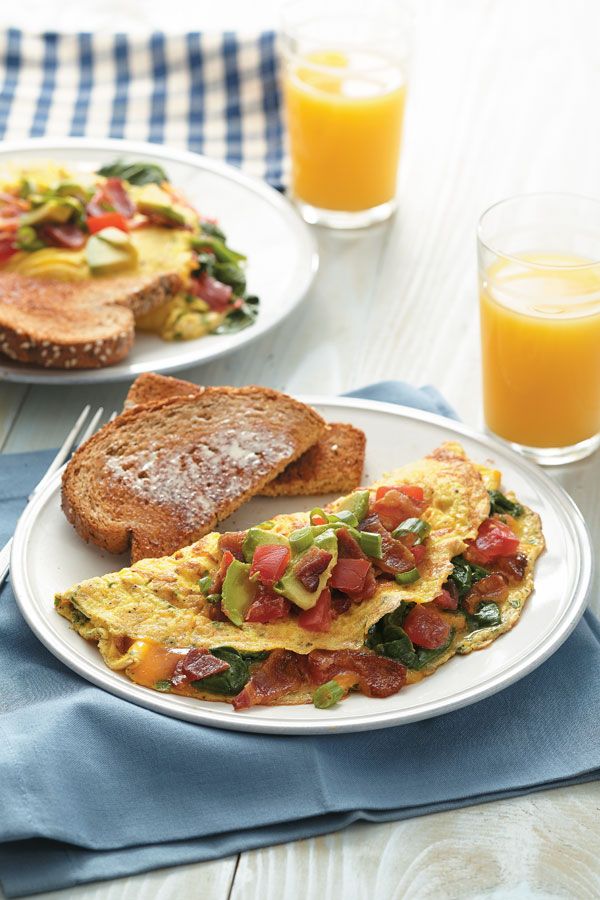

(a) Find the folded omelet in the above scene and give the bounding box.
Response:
[55,442,544,710]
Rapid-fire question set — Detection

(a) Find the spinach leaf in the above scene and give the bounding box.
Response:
[96,159,167,185]
[214,296,260,335]
[213,261,246,296]
[191,648,249,695]
[469,601,501,629]
[488,490,523,518]
[200,220,227,241]
[70,607,89,626]
[191,234,246,264]
[448,555,488,600]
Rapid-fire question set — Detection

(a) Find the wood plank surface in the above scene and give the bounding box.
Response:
[1,0,599,898]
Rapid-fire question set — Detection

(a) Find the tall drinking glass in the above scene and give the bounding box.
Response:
[280,0,411,229]
[478,194,600,466]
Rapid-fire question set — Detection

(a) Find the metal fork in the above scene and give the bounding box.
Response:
[0,405,115,589]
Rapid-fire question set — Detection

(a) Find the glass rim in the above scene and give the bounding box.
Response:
[477,191,600,270]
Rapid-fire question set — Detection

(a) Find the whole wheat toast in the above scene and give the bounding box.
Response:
[62,386,326,561]
[0,270,182,369]
[125,373,366,496]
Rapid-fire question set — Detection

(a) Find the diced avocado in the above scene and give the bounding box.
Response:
[276,530,338,611]
[95,226,131,247]
[221,559,256,626]
[242,527,289,564]
[136,183,186,225]
[335,489,370,524]
[85,233,138,274]
[55,180,93,202]
[20,198,77,227]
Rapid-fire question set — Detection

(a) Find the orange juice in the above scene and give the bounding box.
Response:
[480,253,600,448]
[284,51,406,212]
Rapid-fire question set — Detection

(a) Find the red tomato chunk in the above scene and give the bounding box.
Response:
[330,558,372,593]
[297,589,333,632]
[465,518,520,565]
[250,544,291,586]
[403,604,451,649]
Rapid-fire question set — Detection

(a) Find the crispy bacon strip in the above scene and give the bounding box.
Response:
[360,514,415,574]
[232,650,305,710]
[218,531,247,562]
[171,648,230,687]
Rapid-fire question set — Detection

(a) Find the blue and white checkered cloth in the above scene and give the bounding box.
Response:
[0,29,286,188]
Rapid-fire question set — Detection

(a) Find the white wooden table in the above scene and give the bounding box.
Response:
[1,0,600,896]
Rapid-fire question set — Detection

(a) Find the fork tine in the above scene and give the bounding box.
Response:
[29,404,91,498]
[77,406,104,447]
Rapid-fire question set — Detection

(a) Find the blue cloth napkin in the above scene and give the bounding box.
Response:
[0,29,285,188]
[0,382,599,898]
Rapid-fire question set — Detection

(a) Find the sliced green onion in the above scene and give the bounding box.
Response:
[198,575,213,593]
[312,679,345,709]
[392,518,431,544]
[314,528,338,549]
[310,507,327,524]
[328,509,359,528]
[206,593,222,604]
[154,680,172,692]
[395,568,420,585]
[289,526,314,555]
[353,529,382,559]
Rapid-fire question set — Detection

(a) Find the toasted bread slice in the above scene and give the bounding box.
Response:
[62,386,326,561]
[125,374,366,496]
[0,270,182,369]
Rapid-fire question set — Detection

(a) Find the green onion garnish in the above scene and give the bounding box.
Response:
[154,680,172,692]
[206,593,222,604]
[395,568,420,585]
[354,530,382,559]
[310,507,327,524]
[198,575,213,593]
[289,526,314,555]
[313,679,345,709]
[327,509,359,528]
[392,518,431,544]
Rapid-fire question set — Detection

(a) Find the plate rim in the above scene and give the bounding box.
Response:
[0,137,319,385]
[10,396,593,735]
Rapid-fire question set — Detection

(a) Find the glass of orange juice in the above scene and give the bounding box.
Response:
[478,194,600,466]
[280,0,411,229]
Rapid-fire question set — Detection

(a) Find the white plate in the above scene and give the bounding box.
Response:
[11,398,592,734]
[0,138,318,384]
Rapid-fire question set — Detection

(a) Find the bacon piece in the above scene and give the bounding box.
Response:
[87,177,135,218]
[336,527,368,559]
[218,531,247,562]
[331,591,352,615]
[232,650,305,710]
[463,573,508,615]
[372,488,424,531]
[294,546,333,592]
[305,650,407,698]
[211,549,235,595]
[432,584,459,611]
[38,223,86,249]
[493,553,527,582]
[360,514,415,575]
[191,272,233,311]
[245,585,291,623]
[171,648,230,687]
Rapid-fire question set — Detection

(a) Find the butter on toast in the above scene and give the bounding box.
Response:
[0,270,183,369]
[125,373,366,497]
[62,386,326,561]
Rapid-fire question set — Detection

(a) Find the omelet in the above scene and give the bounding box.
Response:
[54,442,544,710]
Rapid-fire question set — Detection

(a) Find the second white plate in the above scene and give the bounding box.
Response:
[0,138,318,384]
[10,398,592,734]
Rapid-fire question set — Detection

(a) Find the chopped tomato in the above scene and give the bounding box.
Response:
[245,585,290,623]
[297,589,333,632]
[330,558,371,593]
[190,271,233,312]
[411,544,426,565]
[399,485,424,502]
[0,239,17,263]
[87,212,129,234]
[403,604,451,649]
[431,588,458,611]
[465,518,520,565]
[250,544,291,586]
[38,223,86,249]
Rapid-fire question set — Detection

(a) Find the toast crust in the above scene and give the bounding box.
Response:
[125,374,366,497]
[62,386,326,561]
[0,270,182,369]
